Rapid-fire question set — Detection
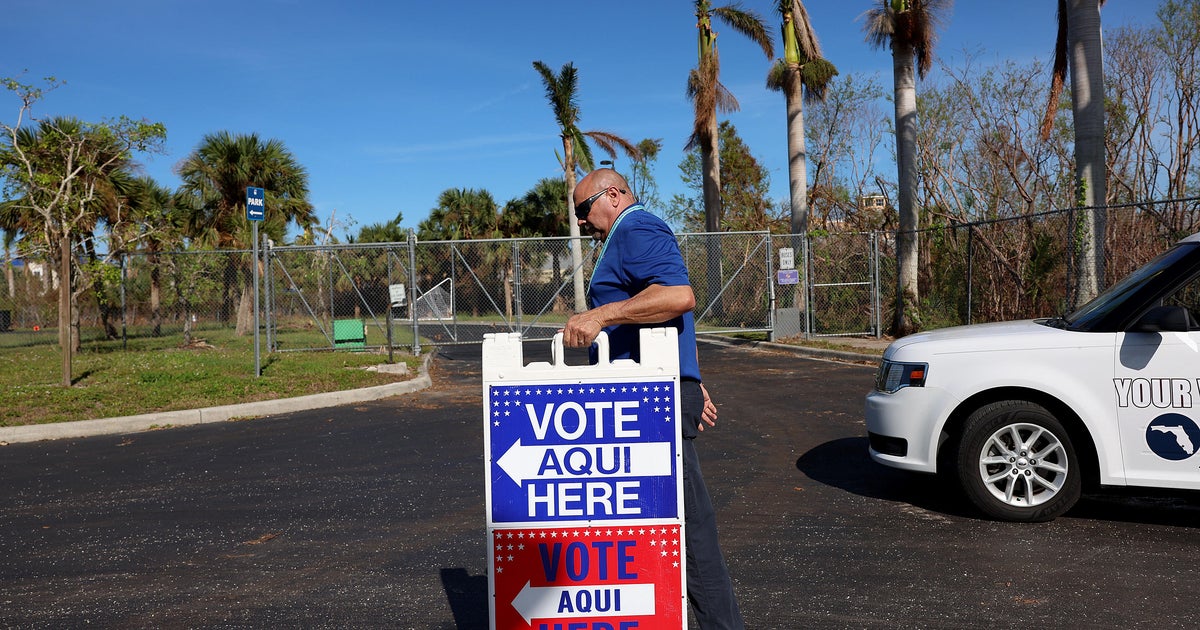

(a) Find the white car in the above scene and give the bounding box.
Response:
[866,233,1200,521]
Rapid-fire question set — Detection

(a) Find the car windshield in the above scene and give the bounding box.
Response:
[1064,241,1200,331]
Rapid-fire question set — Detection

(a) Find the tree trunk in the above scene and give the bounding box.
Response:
[785,65,809,313]
[701,116,722,234]
[59,232,72,387]
[1068,0,1107,305]
[236,283,254,336]
[564,136,587,312]
[785,65,809,237]
[891,42,921,337]
[150,255,162,337]
[701,115,724,319]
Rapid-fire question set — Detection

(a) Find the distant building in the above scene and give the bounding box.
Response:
[859,195,888,213]
[11,259,56,289]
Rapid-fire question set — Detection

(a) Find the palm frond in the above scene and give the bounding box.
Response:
[861,0,950,78]
[715,80,739,113]
[790,0,822,62]
[713,4,775,58]
[1039,0,1069,141]
[533,60,580,130]
[766,59,788,91]
[584,131,643,163]
[861,3,895,50]
[801,58,839,102]
[571,128,594,172]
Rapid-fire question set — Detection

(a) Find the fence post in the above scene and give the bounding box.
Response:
[871,232,881,338]
[409,229,421,356]
[767,233,776,342]
[386,245,395,364]
[966,227,974,326]
[327,247,335,349]
[513,240,523,334]
[804,233,813,339]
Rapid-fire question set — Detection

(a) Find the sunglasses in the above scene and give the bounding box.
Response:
[574,187,626,220]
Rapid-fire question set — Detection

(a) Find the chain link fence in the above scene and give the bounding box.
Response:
[913,198,1200,331]
[5,199,1200,357]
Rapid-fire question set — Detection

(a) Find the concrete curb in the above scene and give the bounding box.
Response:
[701,336,883,365]
[0,353,435,445]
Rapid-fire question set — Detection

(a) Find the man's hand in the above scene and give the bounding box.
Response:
[699,383,717,431]
[562,312,604,348]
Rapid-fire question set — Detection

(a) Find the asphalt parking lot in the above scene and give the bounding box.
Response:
[3,340,1200,628]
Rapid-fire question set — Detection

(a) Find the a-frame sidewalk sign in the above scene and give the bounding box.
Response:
[482,328,686,630]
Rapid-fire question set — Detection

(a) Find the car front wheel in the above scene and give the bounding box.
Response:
[956,400,1081,522]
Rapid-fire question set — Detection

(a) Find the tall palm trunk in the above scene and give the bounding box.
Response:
[784,66,809,313]
[563,136,586,311]
[784,67,809,237]
[701,116,724,318]
[1069,0,1106,304]
[892,41,921,336]
[701,117,722,233]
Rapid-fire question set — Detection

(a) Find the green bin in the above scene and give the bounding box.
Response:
[333,319,366,350]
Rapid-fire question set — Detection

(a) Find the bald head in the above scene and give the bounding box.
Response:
[573,168,635,241]
[578,168,629,196]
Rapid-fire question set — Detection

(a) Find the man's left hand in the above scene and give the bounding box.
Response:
[699,383,717,431]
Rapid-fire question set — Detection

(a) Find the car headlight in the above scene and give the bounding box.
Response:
[875,360,927,393]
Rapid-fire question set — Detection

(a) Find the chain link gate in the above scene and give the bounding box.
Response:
[805,231,883,338]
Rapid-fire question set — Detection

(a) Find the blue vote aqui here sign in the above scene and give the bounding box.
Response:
[487,378,679,523]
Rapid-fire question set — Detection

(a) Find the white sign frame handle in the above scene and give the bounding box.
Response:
[550,331,610,366]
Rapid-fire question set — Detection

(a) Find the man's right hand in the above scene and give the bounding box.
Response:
[561,312,604,348]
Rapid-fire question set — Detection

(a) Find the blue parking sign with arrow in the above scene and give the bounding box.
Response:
[246,186,265,221]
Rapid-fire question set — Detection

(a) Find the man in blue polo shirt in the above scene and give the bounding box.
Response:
[562,168,744,629]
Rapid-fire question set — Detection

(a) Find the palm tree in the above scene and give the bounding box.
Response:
[688,0,775,234]
[1039,0,1107,306]
[176,131,316,335]
[353,211,406,244]
[501,178,569,239]
[766,0,837,237]
[533,60,640,312]
[864,0,950,337]
[126,176,185,337]
[501,178,571,311]
[417,188,501,241]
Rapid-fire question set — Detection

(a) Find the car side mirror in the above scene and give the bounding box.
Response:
[1130,305,1193,333]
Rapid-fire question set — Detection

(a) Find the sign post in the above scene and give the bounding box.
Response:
[482,329,686,630]
[246,186,265,377]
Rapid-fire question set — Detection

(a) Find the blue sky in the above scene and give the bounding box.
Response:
[2,1,1155,239]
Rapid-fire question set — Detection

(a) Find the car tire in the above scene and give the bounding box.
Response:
[956,400,1081,522]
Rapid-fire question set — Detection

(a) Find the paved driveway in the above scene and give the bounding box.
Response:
[2,341,1199,628]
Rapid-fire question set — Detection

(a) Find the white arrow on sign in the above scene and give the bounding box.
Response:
[497,440,672,485]
[511,581,655,623]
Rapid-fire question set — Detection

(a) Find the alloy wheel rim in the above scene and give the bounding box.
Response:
[977,422,1069,507]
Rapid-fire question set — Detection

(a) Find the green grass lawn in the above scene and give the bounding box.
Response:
[0,326,421,427]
